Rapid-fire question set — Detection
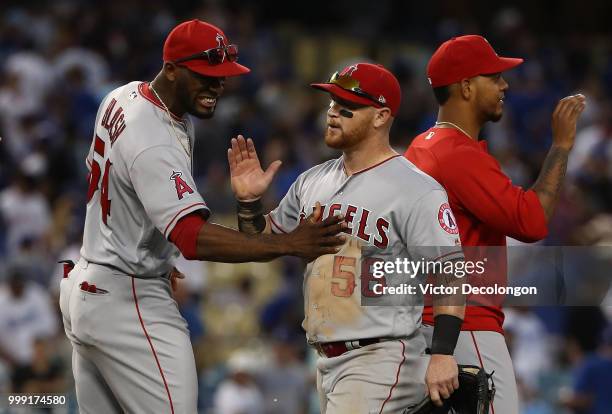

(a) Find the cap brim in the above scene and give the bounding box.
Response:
[482,57,524,75]
[310,83,377,107]
[184,60,251,77]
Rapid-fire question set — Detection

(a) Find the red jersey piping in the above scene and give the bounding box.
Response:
[344,154,402,176]
[138,82,185,122]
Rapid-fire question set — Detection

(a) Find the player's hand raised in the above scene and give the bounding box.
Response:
[286,203,347,261]
[551,94,586,150]
[425,354,460,407]
[228,135,282,201]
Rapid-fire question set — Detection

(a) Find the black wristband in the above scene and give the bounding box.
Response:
[431,314,462,355]
[237,199,266,234]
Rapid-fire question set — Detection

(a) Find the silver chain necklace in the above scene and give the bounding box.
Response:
[435,121,474,140]
[149,82,192,158]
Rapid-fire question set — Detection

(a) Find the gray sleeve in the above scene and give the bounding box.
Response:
[405,189,463,262]
[267,176,303,234]
[130,145,209,238]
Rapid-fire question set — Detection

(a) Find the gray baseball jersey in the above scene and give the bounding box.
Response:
[268,155,463,344]
[60,81,207,412]
[81,81,209,277]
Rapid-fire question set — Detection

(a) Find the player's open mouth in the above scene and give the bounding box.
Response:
[198,96,217,108]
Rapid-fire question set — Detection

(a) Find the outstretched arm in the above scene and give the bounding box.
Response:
[194,217,343,262]
[170,207,345,263]
[531,94,586,219]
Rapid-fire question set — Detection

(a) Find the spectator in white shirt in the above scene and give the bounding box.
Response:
[0,263,58,366]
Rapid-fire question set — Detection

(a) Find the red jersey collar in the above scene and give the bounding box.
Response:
[432,126,489,152]
[138,82,184,122]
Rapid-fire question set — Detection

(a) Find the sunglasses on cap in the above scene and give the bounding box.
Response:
[173,44,239,65]
[329,72,385,107]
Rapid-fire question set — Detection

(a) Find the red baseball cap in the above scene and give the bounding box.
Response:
[311,63,401,116]
[163,19,250,77]
[427,35,523,87]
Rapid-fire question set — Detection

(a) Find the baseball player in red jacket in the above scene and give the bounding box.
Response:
[406,35,585,413]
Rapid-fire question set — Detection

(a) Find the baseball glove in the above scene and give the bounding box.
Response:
[402,365,495,414]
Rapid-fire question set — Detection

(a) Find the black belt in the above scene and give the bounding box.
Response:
[314,338,386,358]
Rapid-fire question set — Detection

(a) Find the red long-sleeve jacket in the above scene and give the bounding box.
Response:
[405,126,548,332]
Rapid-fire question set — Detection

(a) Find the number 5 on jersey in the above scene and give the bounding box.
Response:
[331,256,386,298]
[87,135,112,224]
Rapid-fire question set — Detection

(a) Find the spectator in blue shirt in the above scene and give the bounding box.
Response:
[562,324,612,414]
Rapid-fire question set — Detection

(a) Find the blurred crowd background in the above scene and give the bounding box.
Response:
[0,0,611,413]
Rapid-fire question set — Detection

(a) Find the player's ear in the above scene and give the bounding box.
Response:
[373,107,392,128]
[459,78,472,100]
[162,62,180,82]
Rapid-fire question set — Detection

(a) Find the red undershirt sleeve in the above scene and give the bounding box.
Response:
[169,212,206,260]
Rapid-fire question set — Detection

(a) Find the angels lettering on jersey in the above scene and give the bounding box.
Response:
[298,203,390,248]
[296,200,459,250]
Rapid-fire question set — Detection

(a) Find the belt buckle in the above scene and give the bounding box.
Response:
[345,340,360,351]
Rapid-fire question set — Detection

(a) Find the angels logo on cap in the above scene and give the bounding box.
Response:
[343,64,359,76]
[438,203,459,234]
[216,33,226,48]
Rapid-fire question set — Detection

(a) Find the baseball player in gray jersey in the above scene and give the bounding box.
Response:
[59,20,346,413]
[228,63,466,413]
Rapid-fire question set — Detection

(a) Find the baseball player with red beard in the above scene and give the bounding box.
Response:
[406,35,585,413]
[59,20,346,413]
[228,63,467,413]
